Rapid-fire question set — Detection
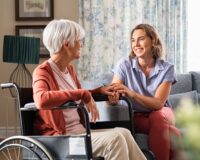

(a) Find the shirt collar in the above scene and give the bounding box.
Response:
[131,57,165,75]
[131,57,140,71]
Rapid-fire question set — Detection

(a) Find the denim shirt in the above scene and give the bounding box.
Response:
[113,57,177,112]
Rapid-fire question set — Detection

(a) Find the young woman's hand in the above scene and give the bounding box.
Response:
[111,83,133,97]
[99,85,115,96]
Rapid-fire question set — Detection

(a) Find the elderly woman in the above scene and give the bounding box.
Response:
[32,19,146,160]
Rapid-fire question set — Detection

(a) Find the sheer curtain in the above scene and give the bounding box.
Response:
[78,0,187,81]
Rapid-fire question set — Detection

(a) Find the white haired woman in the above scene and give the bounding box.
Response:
[32,19,146,160]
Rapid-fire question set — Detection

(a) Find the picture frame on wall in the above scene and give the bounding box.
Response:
[15,0,54,21]
[16,25,50,58]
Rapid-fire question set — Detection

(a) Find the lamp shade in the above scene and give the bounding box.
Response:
[3,35,40,64]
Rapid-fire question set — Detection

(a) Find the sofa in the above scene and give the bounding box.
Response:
[81,71,200,159]
[169,71,200,108]
[82,71,200,118]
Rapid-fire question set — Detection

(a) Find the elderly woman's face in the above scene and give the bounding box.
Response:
[67,39,83,59]
[131,29,153,58]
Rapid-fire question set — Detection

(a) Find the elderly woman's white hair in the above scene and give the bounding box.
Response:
[43,19,85,56]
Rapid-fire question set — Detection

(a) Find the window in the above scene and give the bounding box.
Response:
[187,0,200,72]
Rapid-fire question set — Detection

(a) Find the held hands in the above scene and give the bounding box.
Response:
[85,83,132,121]
[108,91,119,105]
[85,85,116,122]
[99,85,119,104]
[107,83,133,104]
[84,83,132,122]
[99,85,115,96]
[111,83,131,97]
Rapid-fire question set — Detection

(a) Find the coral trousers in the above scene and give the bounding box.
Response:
[133,107,180,160]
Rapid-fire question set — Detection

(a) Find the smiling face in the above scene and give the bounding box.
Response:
[129,24,163,59]
[67,39,83,60]
[131,29,153,59]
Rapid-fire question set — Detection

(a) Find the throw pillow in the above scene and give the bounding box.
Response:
[170,73,193,94]
[169,90,198,109]
[190,71,200,93]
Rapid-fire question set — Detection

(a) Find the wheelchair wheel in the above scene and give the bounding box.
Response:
[0,135,53,160]
[142,149,155,160]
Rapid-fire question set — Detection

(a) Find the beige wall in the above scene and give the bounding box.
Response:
[0,0,79,133]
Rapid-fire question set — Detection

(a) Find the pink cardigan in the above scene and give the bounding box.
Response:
[32,61,91,135]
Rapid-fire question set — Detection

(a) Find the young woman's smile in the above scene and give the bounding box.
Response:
[131,29,153,58]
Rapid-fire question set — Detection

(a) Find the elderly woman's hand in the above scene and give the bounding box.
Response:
[108,91,120,105]
[85,97,99,123]
[99,85,114,96]
[99,84,120,105]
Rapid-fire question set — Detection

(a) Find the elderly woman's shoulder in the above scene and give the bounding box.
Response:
[33,60,54,77]
[34,60,49,70]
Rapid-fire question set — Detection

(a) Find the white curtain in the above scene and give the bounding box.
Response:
[78,0,187,81]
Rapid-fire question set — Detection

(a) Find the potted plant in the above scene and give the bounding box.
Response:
[174,99,200,160]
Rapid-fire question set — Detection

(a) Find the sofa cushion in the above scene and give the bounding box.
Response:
[169,90,198,108]
[135,133,149,150]
[198,94,200,103]
[170,73,193,94]
[190,71,200,93]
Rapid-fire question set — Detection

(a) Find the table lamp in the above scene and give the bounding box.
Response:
[3,35,40,96]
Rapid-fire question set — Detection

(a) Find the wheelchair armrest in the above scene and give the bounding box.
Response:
[92,93,131,102]
[22,102,38,111]
[22,101,81,111]
[21,102,91,136]
[92,93,133,114]
[91,93,134,134]
[92,93,109,101]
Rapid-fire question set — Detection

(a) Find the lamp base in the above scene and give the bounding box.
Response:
[9,64,32,97]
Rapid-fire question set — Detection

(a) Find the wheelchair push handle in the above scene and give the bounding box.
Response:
[1,83,16,89]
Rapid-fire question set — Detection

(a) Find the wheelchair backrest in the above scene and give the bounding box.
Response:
[19,88,33,106]
[19,87,37,136]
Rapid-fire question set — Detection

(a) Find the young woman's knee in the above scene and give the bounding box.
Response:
[149,107,175,125]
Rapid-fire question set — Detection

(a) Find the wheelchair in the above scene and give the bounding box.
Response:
[0,82,137,160]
